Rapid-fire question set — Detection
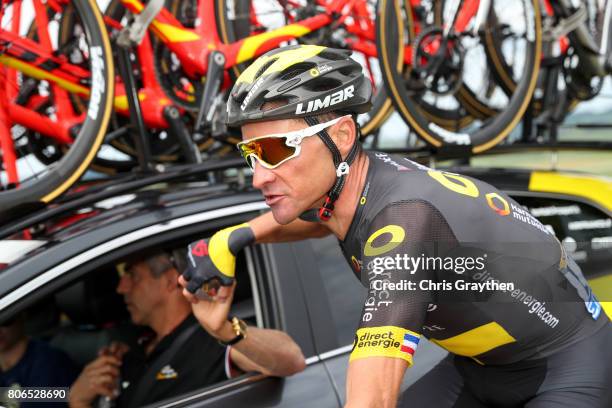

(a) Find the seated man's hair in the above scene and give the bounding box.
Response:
[144,253,176,278]
[125,250,176,278]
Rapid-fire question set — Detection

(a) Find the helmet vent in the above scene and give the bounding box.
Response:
[277,78,301,93]
[318,50,347,61]
[281,62,316,80]
[254,58,278,80]
[339,65,359,76]
[307,77,342,92]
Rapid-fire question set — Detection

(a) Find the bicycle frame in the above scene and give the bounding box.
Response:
[400,0,488,65]
[402,0,580,68]
[120,0,377,78]
[552,0,612,76]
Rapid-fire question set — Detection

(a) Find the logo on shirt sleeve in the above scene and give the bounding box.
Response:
[350,326,420,366]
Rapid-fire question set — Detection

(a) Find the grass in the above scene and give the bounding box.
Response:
[469,150,612,177]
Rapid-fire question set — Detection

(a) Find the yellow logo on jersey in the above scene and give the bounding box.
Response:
[486,193,510,216]
[156,364,178,380]
[364,225,405,256]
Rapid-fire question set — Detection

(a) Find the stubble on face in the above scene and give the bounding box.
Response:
[242,121,336,224]
[119,264,165,327]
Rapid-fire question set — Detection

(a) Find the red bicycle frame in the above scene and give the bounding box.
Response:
[0,0,379,185]
[120,0,377,78]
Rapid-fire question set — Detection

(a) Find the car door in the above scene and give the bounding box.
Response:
[510,193,612,316]
[0,202,340,408]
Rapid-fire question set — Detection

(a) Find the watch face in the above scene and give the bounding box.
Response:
[232,317,247,336]
[238,319,247,333]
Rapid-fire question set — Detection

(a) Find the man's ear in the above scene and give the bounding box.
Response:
[332,117,357,156]
[165,269,180,292]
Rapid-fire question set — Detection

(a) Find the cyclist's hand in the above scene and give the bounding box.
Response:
[182,223,254,296]
[188,280,237,335]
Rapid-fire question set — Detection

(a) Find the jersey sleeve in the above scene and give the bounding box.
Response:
[350,200,458,366]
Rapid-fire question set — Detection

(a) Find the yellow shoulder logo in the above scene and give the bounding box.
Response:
[364,225,405,257]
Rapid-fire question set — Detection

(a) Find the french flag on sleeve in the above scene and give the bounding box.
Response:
[401,332,420,356]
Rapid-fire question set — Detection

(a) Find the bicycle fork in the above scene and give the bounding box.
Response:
[443,0,493,38]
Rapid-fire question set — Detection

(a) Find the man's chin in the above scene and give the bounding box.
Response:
[128,312,142,326]
[270,206,302,225]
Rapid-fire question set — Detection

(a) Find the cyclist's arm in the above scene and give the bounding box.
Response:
[345,200,455,407]
[346,358,408,408]
[249,211,331,243]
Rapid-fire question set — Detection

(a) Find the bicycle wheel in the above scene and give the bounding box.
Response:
[482,0,597,120]
[214,0,393,138]
[377,0,542,152]
[0,0,114,215]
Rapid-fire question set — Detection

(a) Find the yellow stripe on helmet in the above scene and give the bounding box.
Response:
[236,43,326,85]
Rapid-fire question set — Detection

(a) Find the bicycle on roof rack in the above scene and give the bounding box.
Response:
[376,0,612,154]
[0,0,391,215]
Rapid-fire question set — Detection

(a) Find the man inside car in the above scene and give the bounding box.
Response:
[69,250,305,407]
[0,312,79,407]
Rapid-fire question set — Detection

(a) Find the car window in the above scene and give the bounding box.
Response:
[512,196,612,279]
[308,236,366,346]
[0,238,258,407]
[512,195,612,311]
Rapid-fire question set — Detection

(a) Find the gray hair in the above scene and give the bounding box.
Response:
[143,253,176,278]
[142,248,189,278]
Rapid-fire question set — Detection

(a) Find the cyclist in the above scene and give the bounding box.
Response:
[180,44,612,408]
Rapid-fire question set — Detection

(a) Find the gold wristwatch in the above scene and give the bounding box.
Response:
[219,317,247,346]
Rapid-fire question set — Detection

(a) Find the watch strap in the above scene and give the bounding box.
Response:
[218,317,247,346]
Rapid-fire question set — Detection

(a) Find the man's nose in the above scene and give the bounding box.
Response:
[252,160,276,189]
[116,275,130,294]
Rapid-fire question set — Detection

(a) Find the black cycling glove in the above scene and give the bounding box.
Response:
[183,223,255,294]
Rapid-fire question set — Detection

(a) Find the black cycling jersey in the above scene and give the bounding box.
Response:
[341,151,608,367]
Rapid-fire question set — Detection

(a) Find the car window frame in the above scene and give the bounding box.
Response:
[0,203,266,317]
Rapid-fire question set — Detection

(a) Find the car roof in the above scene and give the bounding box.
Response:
[453,166,612,213]
[0,159,263,272]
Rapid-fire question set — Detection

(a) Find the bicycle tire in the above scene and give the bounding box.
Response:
[0,0,114,215]
[214,0,393,138]
[482,2,584,119]
[377,0,542,153]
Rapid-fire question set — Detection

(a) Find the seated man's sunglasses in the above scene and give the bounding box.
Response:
[236,115,349,170]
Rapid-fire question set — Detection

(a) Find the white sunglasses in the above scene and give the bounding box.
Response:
[236,115,350,170]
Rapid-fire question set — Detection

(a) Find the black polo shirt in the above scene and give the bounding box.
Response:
[116,314,229,407]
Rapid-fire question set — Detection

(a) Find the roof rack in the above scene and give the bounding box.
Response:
[0,158,247,239]
[381,141,612,162]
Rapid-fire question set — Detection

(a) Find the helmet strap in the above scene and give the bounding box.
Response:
[299,115,361,222]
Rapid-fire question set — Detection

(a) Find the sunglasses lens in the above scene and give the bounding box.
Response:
[239,137,296,168]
